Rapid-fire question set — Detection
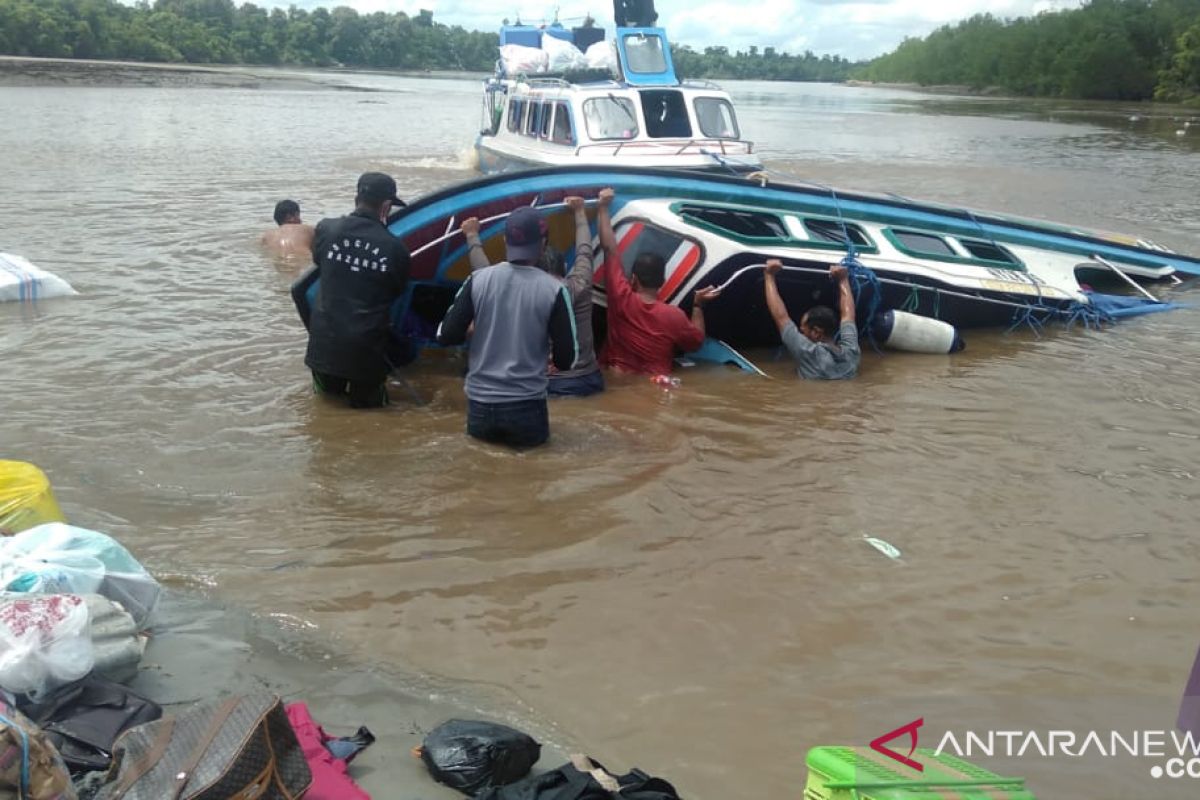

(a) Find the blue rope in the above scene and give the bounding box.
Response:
[701,150,750,177]
[0,713,30,797]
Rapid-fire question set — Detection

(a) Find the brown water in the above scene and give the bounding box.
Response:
[3,75,1200,798]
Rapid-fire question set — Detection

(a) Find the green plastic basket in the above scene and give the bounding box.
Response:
[804,746,1036,800]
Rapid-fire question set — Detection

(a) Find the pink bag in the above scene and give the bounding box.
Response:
[284,703,371,800]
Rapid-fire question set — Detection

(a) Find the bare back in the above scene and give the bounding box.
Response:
[261,223,315,259]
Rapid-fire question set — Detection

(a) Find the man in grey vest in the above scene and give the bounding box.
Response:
[437,207,579,447]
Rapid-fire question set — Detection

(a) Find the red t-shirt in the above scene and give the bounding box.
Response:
[599,251,704,375]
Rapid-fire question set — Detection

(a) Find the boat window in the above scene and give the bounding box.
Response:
[524,102,540,137]
[678,205,787,239]
[551,102,574,145]
[583,97,639,140]
[804,218,871,248]
[959,238,1018,264]
[507,99,522,133]
[891,230,956,257]
[694,98,739,139]
[639,90,691,138]
[540,102,553,139]
[622,34,668,73]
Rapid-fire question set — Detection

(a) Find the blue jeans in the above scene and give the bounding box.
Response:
[548,369,605,398]
[467,398,550,448]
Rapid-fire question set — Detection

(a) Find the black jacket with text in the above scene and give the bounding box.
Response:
[304,210,411,383]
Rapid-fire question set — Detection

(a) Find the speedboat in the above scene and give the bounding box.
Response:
[293,165,1196,363]
[474,18,759,174]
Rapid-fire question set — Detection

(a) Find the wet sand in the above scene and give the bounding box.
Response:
[0,56,368,91]
[140,590,572,798]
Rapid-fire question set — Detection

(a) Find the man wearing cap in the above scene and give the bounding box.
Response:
[436,206,579,447]
[261,199,314,258]
[305,173,411,408]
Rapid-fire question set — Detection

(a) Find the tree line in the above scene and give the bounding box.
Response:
[672,45,856,83]
[0,0,498,70]
[857,0,1200,103]
[0,0,858,82]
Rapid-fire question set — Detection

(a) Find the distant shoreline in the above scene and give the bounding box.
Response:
[845,79,1000,97]
[0,55,484,90]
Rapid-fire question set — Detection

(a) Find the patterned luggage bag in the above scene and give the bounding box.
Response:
[96,694,312,800]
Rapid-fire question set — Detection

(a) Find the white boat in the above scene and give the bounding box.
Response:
[474,17,760,174]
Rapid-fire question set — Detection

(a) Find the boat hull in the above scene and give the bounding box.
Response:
[294,165,1196,354]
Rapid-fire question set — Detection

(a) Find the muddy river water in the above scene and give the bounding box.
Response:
[2,71,1200,797]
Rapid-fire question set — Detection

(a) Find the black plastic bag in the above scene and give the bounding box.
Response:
[17,672,163,773]
[419,719,541,795]
[475,759,682,800]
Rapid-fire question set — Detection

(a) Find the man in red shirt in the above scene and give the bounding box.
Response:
[595,188,719,374]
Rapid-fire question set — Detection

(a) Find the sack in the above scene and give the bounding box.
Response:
[0,699,77,799]
[0,525,161,628]
[419,719,540,795]
[0,595,94,699]
[95,695,311,800]
[584,41,617,73]
[0,461,66,535]
[17,673,162,773]
[541,36,588,73]
[475,756,682,800]
[83,595,146,685]
[500,44,548,76]
[0,253,77,305]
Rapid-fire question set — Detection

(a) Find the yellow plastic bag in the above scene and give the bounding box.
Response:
[0,461,65,535]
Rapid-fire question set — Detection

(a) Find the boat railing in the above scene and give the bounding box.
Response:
[680,79,725,91]
[574,138,754,157]
[516,75,626,90]
[409,199,600,261]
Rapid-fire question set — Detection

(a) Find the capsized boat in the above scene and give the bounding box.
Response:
[474,15,759,174]
[293,165,1195,359]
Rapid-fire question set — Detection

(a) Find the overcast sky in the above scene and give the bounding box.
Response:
[240,0,1084,60]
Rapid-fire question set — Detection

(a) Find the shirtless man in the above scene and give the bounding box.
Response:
[261,199,315,258]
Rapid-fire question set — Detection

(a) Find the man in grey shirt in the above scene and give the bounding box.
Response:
[462,196,603,396]
[763,258,861,380]
[437,207,578,447]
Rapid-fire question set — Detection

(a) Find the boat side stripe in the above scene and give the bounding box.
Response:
[659,243,701,302]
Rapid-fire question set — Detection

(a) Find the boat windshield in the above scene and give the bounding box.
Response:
[639,90,692,138]
[622,34,668,73]
[583,96,639,140]
[694,97,739,139]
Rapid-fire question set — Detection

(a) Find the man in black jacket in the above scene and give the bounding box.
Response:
[305,173,411,408]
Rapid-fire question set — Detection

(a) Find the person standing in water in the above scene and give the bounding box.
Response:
[437,207,578,447]
[594,187,718,375]
[305,174,410,408]
[762,258,860,380]
[461,195,604,396]
[262,199,314,258]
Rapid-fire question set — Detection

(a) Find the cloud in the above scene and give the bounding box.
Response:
[130,0,1087,60]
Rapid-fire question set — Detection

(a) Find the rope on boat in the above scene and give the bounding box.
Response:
[714,262,1098,327]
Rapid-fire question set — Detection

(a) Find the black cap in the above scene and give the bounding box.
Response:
[356,172,403,205]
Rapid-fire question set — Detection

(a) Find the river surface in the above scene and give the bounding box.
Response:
[3,75,1200,798]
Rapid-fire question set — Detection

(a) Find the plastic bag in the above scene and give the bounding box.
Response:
[585,41,618,73]
[500,44,549,76]
[0,595,94,699]
[0,461,65,535]
[542,36,588,73]
[0,524,161,628]
[419,719,541,795]
[0,252,77,304]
